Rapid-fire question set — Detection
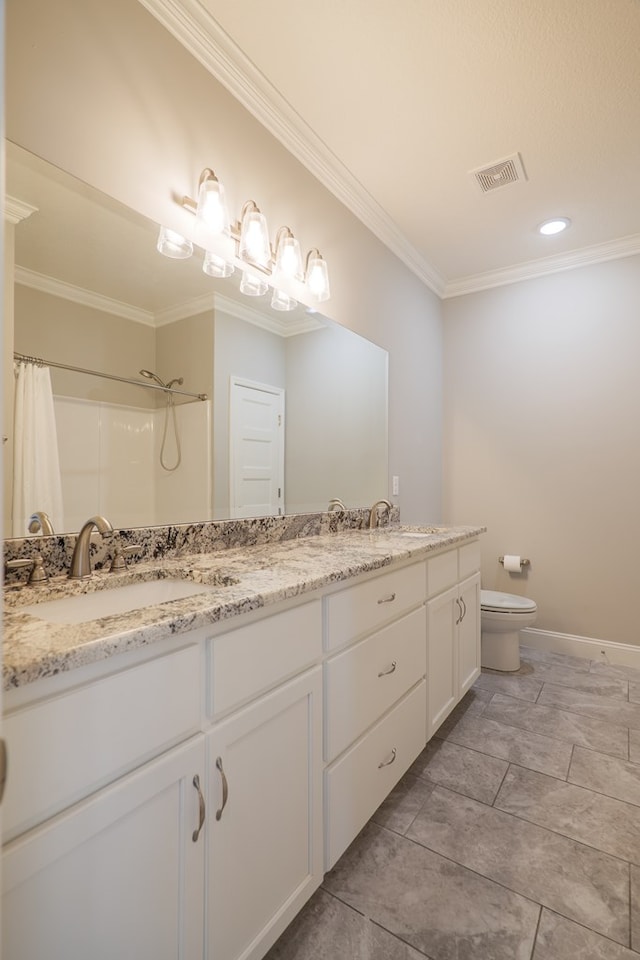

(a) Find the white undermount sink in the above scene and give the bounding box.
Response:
[19,578,221,625]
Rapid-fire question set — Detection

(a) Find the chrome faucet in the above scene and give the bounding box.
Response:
[68,515,114,580]
[328,498,346,512]
[28,511,55,536]
[368,498,392,529]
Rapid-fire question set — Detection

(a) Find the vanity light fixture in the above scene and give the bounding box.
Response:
[156,226,193,259]
[238,201,272,268]
[159,167,332,306]
[538,217,571,236]
[305,249,331,302]
[203,249,235,279]
[271,289,297,312]
[274,226,303,280]
[239,269,268,297]
[195,168,231,236]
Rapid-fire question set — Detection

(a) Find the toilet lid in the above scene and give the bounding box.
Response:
[481,589,537,613]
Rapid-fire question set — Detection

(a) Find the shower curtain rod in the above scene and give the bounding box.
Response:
[13,352,208,402]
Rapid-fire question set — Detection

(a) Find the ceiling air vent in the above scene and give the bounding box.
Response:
[470,153,527,193]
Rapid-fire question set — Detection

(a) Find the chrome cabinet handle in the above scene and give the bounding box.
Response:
[460,597,467,621]
[377,592,396,605]
[455,597,462,625]
[378,747,397,769]
[215,756,229,821]
[192,774,205,842]
[378,660,397,678]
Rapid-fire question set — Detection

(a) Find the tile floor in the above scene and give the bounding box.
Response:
[265,645,640,959]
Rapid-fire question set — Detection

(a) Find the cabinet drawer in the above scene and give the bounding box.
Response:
[426,550,458,598]
[459,540,481,580]
[208,600,322,717]
[325,563,425,652]
[324,606,426,762]
[324,680,426,870]
[2,644,201,842]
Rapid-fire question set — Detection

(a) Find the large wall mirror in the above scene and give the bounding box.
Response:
[6,141,389,537]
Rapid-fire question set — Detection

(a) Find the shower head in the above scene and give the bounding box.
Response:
[139,369,166,387]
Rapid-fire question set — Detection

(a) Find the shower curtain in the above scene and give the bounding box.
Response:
[12,360,64,537]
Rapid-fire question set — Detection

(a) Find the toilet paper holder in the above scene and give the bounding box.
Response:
[498,556,530,567]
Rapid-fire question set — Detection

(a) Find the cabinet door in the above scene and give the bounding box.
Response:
[2,736,206,960]
[207,666,323,960]
[426,585,458,740]
[458,572,481,696]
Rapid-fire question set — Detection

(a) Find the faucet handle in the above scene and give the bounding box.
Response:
[6,553,48,584]
[108,544,143,572]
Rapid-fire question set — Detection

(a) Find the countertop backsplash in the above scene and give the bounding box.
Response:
[3,507,401,584]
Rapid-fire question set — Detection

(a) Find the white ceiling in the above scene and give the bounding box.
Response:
[141,0,640,296]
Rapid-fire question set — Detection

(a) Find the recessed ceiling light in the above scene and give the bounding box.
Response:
[538,217,571,236]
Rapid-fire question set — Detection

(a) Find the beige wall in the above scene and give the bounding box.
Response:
[14,285,157,406]
[443,254,640,646]
[285,325,388,513]
[5,0,443,526]
[156,310,214,405]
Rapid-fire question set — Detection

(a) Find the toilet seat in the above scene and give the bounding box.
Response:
[481,589,537,614]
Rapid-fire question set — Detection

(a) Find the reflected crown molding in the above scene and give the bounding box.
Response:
[15,265,323,337]
[5,195,38,225]
[154,289,324,335]
[15,265,157,325]
[212,292,324,338]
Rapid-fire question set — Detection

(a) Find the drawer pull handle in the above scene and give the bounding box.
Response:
[377,592,396,605]
[378,660,397,678]
[192,774,206,843]
[215,756,229,821]
[378,747,397,769]
[460,597,467,621]
[455,597,462,625]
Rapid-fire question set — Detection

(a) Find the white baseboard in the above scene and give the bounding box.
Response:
[521,627,640,669]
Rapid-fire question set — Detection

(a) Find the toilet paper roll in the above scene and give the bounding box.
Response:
[503,554,522,573]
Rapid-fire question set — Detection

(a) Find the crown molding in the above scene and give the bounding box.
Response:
[154,292,215,326]
[136,0,446,297]
[14,265,317,335]
[443,233,640,298]
[15,266,157,325]
[5,195,38,225]
[213,291,324,337]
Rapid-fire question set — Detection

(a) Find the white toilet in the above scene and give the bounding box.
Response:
[480,590,537,671]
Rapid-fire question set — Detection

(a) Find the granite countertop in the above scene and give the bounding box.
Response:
[3,524,484,691]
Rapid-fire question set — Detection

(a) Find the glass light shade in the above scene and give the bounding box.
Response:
[240,270,268,297]
[156,226,193,259]
[203,250,235,278]
[195,176,230,236]
[239,206,271,267]
[306,255,330,302]
[271,289,297,312]
[274,234,303,279]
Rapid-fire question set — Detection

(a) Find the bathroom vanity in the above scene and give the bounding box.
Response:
[1,522,483,960]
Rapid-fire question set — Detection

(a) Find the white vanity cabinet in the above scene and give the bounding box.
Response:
[323,562,428,869]
[204,600,324,960]
[426,541,481,739]
[2,641,207,960]
[1,531,483,960]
